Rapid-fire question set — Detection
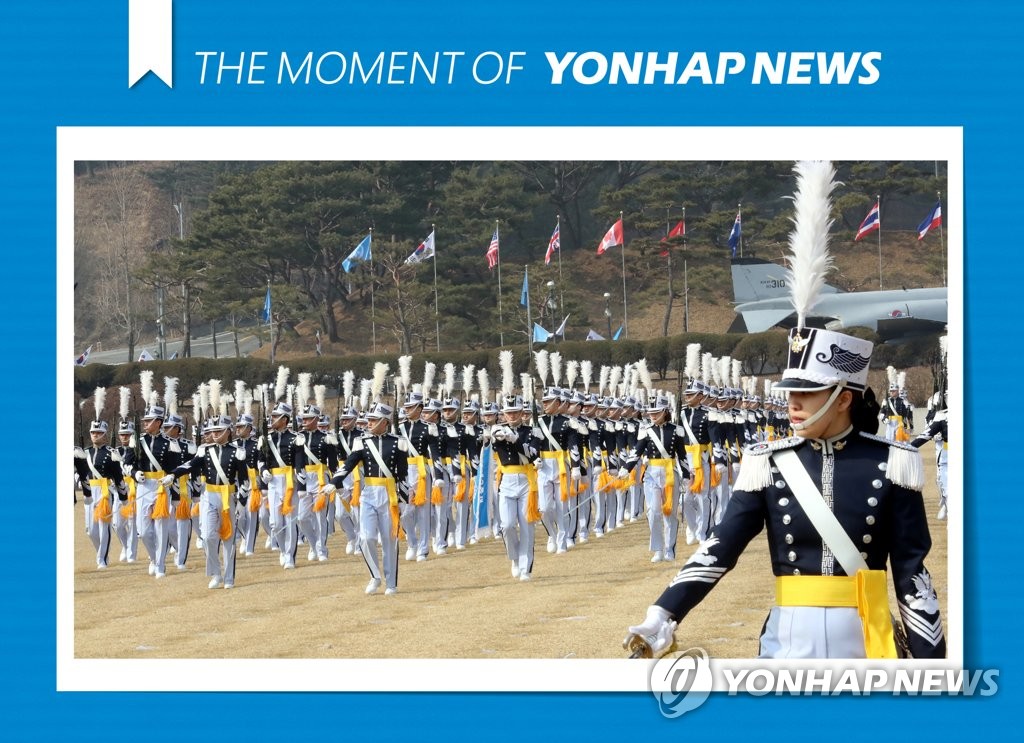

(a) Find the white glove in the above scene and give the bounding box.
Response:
[571,467,581,480]
[321,483,337,496]
[491,426,507,442]
[260,470,273,484]
[160,474,175,487]
[533,458,543,471]
[134,471,146,483]
[617,467,629,479]
[452,474,463,484]
[73,447,86,459]
[627,605,678,656]
[592,463,603,474]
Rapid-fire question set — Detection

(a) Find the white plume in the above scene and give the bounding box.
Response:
[274,365,290,401]
[477,368,490,403]
[243,389,254,416]
[234,380,246,414]
[297,372,313,408]
[637,358,653,395]
[719,358,732,388]
[219,393,231,418]
[163,377,179,416]
[534,349,549,386]
[119,386,131,421]
[765,379,773,399]
[701,353,714,385]
[148,390,160,409]
[343,370,355,405]
[422,362,436,399]
[93,386,106,421]
[191,392,201,423]
[732,358,743,389]
[139,370,154,408]
[887,365,897,386]
[462,364,475,397]
[443,363,456,396]
[621,363,633,396]
[398,355,412,394]
[566,360,579,389]
[314,384,326,411]
[598,365,610,396]
[359,378,371,410]
[609,366,622,398]
[521,373,533,403]
[685,343,701,379]
[581,360,593,391]
[372,362,390,400]
[550,352,562,386]
[939,335,948,364]
[897,370,906,391]
[286,383,296,411]
[784,160,838,329]
[209,379,222,418]
[500,351,515,396]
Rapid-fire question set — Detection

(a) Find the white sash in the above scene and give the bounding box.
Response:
[209,445,231,486]
[140,435,162,471]
[267,432,287,468]
[364,437,394,481]
[85,448,103,480]
[538,415,562,452]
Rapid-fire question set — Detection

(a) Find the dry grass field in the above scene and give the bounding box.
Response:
[72,443,948,660]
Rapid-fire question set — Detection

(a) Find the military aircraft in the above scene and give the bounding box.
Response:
[728,257,947,342]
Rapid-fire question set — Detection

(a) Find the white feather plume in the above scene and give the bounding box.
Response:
[274,365,290,401]
[784,160,839,329]
[566,360,579,389]
[314,384,326,411]
[521,373,533,403]
[234,380,246,414]
[243,389,254,416]
[372,362,390,400]
[939,335,948,364]
[343,370,355,405]
[398,355,412,394]
[148,390,160,409]
[297,372,312,408]
[499,351,515,396]
[422,362,436,399]
[701,353,714,385]
[719,357,732,388]
[732,359,742,389]
[191,392,201,423]
[443,363,456,396]
[598,365,610,396]
[765,379,773,399]
[637,358,653,395]
[534,349,549,386]
[119,387,131,421]
[162,377,179,416]
[897,370,906,391]
[462,365,475,397]
[93,386,106,421]
[581,360,593,391]
[219,393,231,418]
[887,365,897,386]
[685,343,701,379]
[609,366,622,398]
[209,379,222,418]
[139,370,154,408]
[359,378,371,410]
[477,368,490,403]
[286,383,296,411]
[550,351,562,386]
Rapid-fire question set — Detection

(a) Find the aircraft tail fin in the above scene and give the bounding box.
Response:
[731,257,839,303]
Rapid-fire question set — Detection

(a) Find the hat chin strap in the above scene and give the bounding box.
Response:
[790,383,846,433]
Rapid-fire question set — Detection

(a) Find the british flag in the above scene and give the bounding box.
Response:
[486,227,500,270]
[544,222,560,265]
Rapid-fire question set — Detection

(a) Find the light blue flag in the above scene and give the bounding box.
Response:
[613,325,624,341]
[261,286,271,323]
[342,233,372,273]
[520,270,529,306]
[533,323,551,343]
[473,446,492,537]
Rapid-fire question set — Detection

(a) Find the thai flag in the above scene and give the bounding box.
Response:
[855,202,880,241]
[544,222,560,265]
[917,201,942,240]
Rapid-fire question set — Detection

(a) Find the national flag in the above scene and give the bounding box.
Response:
[554,314,570,338]
[473,445,492,538]
[612,325,624,341]
[855,202,880,241]
[585,330,605,341]
[533,323,551,343]
[544,222,560,265]
[168,351,179,360]
[261,285,272,324]
[138,349,155,362]
[405,230,436,264]
[520,271,529,307]
[917,201,942,240]
[596,218,623,255]
[342,233,372,273]
[660,219,686,256]
[74,345,92,367]
[486,228,500,270]
[727,213,741,257]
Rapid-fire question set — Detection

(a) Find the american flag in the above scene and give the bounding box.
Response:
[486,227,500,270]
[544,222,560,265]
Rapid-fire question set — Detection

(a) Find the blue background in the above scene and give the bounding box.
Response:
[4,0,1018,735]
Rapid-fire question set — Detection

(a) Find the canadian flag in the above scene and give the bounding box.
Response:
[596,218,623,255]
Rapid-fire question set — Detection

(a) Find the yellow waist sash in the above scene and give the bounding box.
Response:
[775,572,897,659]
[246,467,263,512]
[648,458,675,516]
[498,463,540,523]
[409,456,429,506]
[306,463,329,511]
[541,450,570,502]
[362,476,402,538]
[144,470,169,519]
[271,465,295,514]
[206,483,234,540]
[88,478,113,522]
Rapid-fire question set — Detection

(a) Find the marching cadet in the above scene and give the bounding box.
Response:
[626,161,945,660]
[535,386,581,554]
[334,406,363,555]
[480,401,503,540]
[912,389,949,520]
[317,414,336,540]
[442,397,473,550]
[129,403,178,579]
[460,400,484,546]
[880,367,912,441]
[297,404,337,562]
[323,402,409,595]
[234,414,262,555]
[258,401,306,570]
[397,391,439,562]
[173,415,249,589]
[162,413,196,571]
[422,398,452,555]
[113,420,139,562]
[567,391,592,544]
[73,416,126,570]
[492,394,540,581]
[619,396,689,563]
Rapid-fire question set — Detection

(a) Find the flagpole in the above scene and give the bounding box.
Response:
[937,190,946,287]
[369,227,376,354]
[876,195,882,290]
[738,203,743,259]
[525,264,534,359]
[432,224,440,352]
[267,279,275,366]
[619,210,627,339]
[555,214,564,319]
[496,220,504,348]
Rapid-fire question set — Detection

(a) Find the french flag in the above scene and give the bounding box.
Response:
[917,201,942,240]
[854,202,880,241]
